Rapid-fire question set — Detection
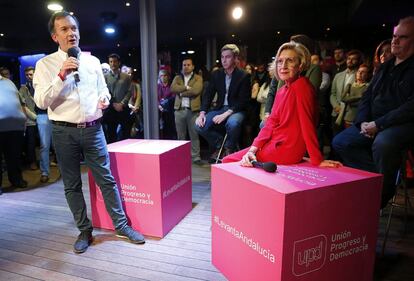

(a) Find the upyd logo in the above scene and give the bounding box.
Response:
[292,235,327,276]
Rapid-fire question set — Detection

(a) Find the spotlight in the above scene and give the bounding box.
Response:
[232,6,243,20]
[187,50,195,54]
[47,3,63,11]
[105,26,116,34]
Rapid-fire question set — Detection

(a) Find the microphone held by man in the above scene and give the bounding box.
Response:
[67,46,80,83]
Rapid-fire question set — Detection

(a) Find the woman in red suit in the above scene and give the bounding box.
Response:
[223,42,341,168]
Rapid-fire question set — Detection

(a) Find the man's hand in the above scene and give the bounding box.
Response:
[98,96,110,109]
[195,112,206,127]
[212,111,232,124]
[112,102,124,112]
[360,121,378,138]
[60,57,79,79]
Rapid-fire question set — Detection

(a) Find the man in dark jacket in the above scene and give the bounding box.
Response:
[333,16,414,208]
[195,44,251,162]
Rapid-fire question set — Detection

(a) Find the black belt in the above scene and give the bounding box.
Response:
[180,107,191,110]
[52,118,101,128]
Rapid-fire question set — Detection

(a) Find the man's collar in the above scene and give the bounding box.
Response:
[224,67,235,76]
[58,47,82,59]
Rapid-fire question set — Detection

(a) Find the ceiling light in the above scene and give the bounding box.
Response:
[231,34,235,38]
[215,60,219,63]
[117,43,121,47]
[326,27,331,31]
[69,12,74,15]
[277,31,281,35]
[105,26,116,34]
[0,33,4,37]
[47,3,63,11]
[181,51,187,55]
[232,6,243,20]
[126,2,131,7]
[187,50,195,54]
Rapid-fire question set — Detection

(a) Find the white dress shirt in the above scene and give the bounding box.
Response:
[33,48,110,123]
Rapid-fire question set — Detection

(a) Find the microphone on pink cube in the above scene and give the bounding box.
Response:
[251,160,277,173]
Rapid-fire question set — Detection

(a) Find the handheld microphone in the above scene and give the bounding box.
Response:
[67,47,80,83]
[251,160,277,173]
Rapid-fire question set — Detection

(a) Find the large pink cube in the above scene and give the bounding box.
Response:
[89,139,192,238]
[212,162,383,281]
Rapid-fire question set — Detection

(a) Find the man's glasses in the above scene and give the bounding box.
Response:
[276,57,298,67]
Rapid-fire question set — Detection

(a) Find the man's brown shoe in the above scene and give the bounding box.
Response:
[40,175,49,183]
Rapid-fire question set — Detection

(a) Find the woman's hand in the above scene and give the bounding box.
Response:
[319,160,343,168]
[240,147,258,167]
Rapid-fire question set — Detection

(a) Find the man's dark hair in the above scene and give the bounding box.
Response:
[347,49,364,64]
[48,11,80,35]
[108,53,121,61]
[24,66,35,73]
[182,57,194,65]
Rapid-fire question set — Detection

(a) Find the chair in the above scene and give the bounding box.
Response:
[381,149,414,256]
[215,133,228,164]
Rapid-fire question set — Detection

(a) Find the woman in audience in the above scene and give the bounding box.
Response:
[256,69,272,121]
[373,39,392,74]
[340,64,371,128]
[223,42,341,167]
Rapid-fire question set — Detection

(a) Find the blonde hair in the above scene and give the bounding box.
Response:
[221,44,240,56]
[270,41,311,80]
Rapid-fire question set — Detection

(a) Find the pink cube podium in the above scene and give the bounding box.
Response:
[212,162,383,281]
[89,139,192,238]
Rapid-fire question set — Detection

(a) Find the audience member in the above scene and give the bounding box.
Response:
[311,54,332,152]
[339,64,371,128]
[0,67,11,80]
[33,11,145,254]
[195,44,251,162]
[332,16,414,209]
[256,69,272,121]
[331,46,347,77]
[330,49,363,134]
[103,53,133,143]
[129,71,144,138]
[373,39,393,74]
[157,69,176,139]
[0,73,28,195]
[222,42,341,168]
[19,66,38,171]
[171,58,203,164]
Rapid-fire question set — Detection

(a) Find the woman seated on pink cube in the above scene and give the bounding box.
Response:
[223,41,341,168]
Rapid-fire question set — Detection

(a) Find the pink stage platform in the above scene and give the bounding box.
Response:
[211,162,383,281]
[88,139,192,238]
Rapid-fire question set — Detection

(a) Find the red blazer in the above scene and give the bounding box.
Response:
[253,77,323,165]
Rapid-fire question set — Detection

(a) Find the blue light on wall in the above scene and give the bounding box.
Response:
[18,53,46,85]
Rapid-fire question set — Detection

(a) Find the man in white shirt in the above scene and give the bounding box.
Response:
[170,58,203,164]
[33,11,145,254]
